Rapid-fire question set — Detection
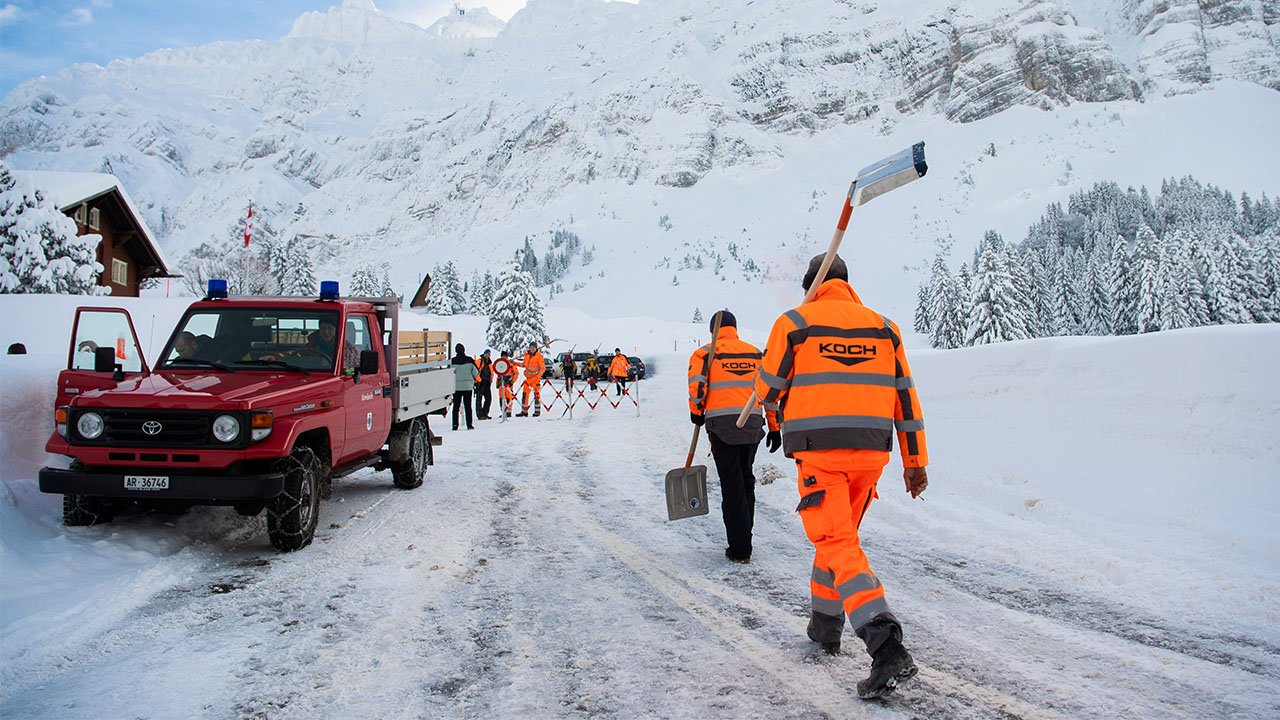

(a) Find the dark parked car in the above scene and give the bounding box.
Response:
[628,356,646,380]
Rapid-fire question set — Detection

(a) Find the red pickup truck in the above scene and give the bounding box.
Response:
[38,282,455,551]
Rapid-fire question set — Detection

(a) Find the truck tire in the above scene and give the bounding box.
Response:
[61,461,114,526]
[267,446,322,552]
[63,493,113,526]
[391,418,428,489]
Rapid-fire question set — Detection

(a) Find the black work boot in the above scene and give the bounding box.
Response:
[856,637,917,700]
[806,615,841,655]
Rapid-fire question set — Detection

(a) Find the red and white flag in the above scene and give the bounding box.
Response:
[243,201,253,247]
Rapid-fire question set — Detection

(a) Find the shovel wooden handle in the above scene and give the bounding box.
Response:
[735,185,860,428]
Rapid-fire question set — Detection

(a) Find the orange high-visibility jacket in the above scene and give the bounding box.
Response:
[519,351,545,381]
[688,326,780,431]
[608,353,631,379]
[754,279,927,467]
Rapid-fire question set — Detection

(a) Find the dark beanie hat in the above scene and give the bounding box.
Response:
[709,309,737,333]
[802,252,849,291]
[455,343,464,354]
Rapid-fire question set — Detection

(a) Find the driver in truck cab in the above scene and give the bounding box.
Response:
[307,321,359,370]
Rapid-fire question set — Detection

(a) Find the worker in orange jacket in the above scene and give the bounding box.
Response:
[493,350,518,419]
[754,252,929,700]
[515,341,545,417]
[608,348,631,396]
[688,310,779,563]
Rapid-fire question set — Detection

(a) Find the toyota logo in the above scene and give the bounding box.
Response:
[142,421,163,435]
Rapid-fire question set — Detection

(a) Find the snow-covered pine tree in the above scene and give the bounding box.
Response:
[1080,253,1113,335]
[1109,235,1138,334]
[1158,236,1193,330]
[469,270,494,314]
[919,253,953,337]
[1254,232,1280,322]
[928,264,965,349]
[486,264,547,354]
[1049,247,1084,336]
[967,241,1031,346]
[1203,235,1250,325]
[954,263,974,344]
[349,265,382,297]
[1021,249,1052,337]
[1133,224,1165,333]
[266,237,290,292]
[1230,234,1270,323]
[280,237,316,296]
[0,164,105,295]
[913,261,936,335]
[692,308,703,323]
[424,262,465,314]
[442,261,467,313]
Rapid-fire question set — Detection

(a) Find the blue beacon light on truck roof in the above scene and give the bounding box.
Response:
[206,278,228,299]
[319,281,340,300]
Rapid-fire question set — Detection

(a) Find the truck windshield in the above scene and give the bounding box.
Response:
[160,308,342,372]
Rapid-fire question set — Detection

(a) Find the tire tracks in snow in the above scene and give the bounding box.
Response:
[562,414,1069,720]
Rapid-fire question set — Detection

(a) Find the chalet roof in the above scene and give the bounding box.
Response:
[15,170,175,277]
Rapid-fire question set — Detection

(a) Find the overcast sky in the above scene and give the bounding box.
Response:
[0,1,535,97]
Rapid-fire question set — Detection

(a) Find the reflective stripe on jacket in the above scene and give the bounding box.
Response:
[754,279,928,467]
[688,327,779,444]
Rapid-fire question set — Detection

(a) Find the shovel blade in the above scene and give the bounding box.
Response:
[665,465,710,521]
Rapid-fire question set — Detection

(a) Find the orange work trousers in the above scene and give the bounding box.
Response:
[521,376,542,412]
[794,451,892,645]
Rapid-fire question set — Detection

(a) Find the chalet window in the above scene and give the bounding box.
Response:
[111,258,128,285]
[73,204,87,225]
[88,207,101,230]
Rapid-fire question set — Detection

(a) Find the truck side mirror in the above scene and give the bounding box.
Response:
[94,346,116,373]
[359,350,380,376]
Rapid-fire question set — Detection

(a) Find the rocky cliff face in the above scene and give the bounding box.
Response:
[1127,0,1279,94]
[0,0,1275,271]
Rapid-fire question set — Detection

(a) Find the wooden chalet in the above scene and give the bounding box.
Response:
[17,171,175,296]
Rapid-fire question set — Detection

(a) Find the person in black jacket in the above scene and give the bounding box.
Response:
[474,349,494,420]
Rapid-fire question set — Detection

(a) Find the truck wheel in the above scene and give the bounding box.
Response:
[391,418,428,489]
[267,446,322,552]
[63,494,113,526]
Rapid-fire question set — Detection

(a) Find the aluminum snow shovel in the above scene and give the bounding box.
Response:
[735,141,929,429]
[664,311,726,521]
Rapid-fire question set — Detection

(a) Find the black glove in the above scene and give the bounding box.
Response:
[690,412,704,427]
[766,430,781,453]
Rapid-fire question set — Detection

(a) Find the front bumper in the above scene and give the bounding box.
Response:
[39,466,286,501]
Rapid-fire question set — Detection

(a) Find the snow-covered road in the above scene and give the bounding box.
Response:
[3,327,1279,719]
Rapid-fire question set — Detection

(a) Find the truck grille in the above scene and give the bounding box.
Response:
[70,409,245,448]
[104,410,212,446]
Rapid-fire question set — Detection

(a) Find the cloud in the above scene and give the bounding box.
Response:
[0,3,26,26]
[59,7,93,27]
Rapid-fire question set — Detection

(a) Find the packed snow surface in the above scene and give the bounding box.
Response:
[1,295,1277,719]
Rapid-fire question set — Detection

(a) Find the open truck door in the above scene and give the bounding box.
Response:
[56,307,149,407]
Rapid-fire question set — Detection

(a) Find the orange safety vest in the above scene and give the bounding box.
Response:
[608,353,630,379]
[687,327,779,431]
[754,279,927,467]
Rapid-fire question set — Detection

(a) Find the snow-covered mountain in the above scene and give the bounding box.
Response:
[1,0,1277,325]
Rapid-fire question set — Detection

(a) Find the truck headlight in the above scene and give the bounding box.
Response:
[212,414,241,443]
[77,412,104,440]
